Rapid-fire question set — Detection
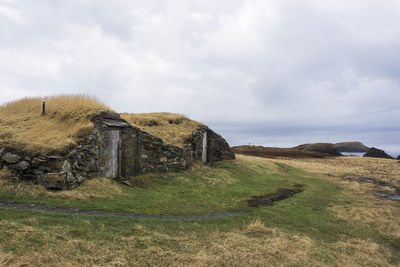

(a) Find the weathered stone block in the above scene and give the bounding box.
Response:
[20,174,35,181]
[2,152,21,164]
[33,169,44,175]
[31,157,48,166]
[38,165,52,172]
[10,160,30,171]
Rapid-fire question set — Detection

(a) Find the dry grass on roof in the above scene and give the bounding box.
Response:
[121,112,205,148]
[0,95,111,155]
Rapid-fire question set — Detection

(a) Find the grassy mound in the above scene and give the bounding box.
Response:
[0,95,111,155]
[0,96,206,154]
[121,112,205,148]
[334,141,369,152]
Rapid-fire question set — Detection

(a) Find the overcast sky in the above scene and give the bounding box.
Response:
[0,0,399,154]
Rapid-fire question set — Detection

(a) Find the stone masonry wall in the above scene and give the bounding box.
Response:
[190,128,235,163]
[92,116,190,179]
[0,131,104,190]
[0,115,191,190]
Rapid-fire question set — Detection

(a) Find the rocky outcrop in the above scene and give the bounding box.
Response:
[294,143,342,156]
[363,147,393,159]
[334,142,369,152]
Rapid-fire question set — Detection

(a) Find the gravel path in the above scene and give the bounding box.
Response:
[0,199,245,220]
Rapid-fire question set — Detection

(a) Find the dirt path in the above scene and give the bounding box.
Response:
[0,199,245,220]
[247,184,304,207]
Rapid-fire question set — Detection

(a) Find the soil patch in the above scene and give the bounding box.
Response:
[348,176,400,192]
[248,184,304,207]
[0,199,244,220]
[353,177,393,187]
[372,191,400,201]
[346,176,400,201]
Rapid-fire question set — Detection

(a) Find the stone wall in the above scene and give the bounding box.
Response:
[0,115,191,189]
[190,128,235,163]
[91,115,190,179]
[0,148,86,190]
[0,113,234,190]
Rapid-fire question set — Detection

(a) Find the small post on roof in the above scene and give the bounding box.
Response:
[42,100,45,115]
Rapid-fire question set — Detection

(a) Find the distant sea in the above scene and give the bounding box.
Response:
[342,152,399,158]
[341,152,366,157]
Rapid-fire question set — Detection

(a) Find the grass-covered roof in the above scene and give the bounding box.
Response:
[0,95,205,154]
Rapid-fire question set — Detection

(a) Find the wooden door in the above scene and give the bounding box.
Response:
[108,129,120,178]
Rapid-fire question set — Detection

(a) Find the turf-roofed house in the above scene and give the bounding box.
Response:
[0,96,235,190]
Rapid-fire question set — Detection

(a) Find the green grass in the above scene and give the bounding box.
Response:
[0,156,399,266]
[0,161,296,215]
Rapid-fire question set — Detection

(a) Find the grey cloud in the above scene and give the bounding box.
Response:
[0,0,399,152]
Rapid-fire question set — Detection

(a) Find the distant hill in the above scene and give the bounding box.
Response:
[293,143,342,156]
[334,142,369,152]
[231,145,331,159]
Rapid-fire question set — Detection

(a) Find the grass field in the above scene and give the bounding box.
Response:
[1,155,399,266]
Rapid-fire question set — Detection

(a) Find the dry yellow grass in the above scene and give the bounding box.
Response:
[0,96,205,155]
[192,228,316,266]
[332,238,393,266]
[0,251,34,267]
[237,155,400,239]
[0,168,11,179]
[246,218,269,233]
[0,220,317,267]
[0,177,125,201]
[0,95,111,155]
[0,218,396,267]
[121,112,205,148]
[271,156,400,187]
[332,190,400,238]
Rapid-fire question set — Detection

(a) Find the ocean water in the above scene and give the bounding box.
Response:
[341,152,365,157]
[342,151,399,158]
